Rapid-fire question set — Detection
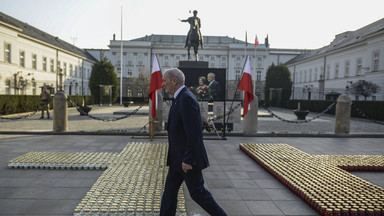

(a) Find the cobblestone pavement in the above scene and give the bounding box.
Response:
[0,105,383,134]
[0,135,383,216]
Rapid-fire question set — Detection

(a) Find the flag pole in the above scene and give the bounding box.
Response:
[120,5,123,106]
[254,35,258,94]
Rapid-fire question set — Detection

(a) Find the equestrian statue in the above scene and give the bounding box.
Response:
[180,10,204,61]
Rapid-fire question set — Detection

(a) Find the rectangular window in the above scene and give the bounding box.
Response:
[309,69,312,81]
[75,66,78,77]
[235,70,241,81]
[50,59,54,72]
[356,58,362,75]
[63,63,67,76]
[19,51,25,67]
[257,70,261,81]
[210,56,215,61]
[42,57,47,71]
[176,55,181,60]
[335,63,339,78]
[326,65,330,80]
[345,60,350,77]
[32,54,37,69]
[373,52,380,71]
[4,43,11,63]
[69,64,73,76]
[236,56,241,61]
[221,56,227,61]
[257,56,262,61]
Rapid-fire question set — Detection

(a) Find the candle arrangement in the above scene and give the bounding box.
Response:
[240,143,384,216]
[8,142,187,216]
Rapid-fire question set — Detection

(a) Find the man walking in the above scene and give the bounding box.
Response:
[160,68,227,216]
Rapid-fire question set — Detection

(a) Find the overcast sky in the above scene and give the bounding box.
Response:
[1,0,383,50]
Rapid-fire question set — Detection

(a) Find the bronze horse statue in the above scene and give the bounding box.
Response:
[187,26,200,61]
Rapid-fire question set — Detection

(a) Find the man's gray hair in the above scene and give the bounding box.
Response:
[165,68,185,84]
[208,72,216,79]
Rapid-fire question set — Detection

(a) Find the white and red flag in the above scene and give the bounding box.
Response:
[148,54,163,119]
[238,56,254,117]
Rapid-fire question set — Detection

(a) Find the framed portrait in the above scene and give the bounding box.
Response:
[179,68,226,101]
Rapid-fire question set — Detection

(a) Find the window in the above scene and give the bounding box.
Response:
[138,54,143,59]
[164,55,169,60]
[235,70,241,81]
[210,56,215,61]
[42,57,47,71]
[19,51,25,67]
[50,59,54,72]
[127,89,132,97]
[4,43,11,63]
[304,70,307,82]
[69,64,73,76]
[236,56,241,61]
[75,66,78,77]
[335,63,339,78]
[199,56,204,61]
[63,63,67,76]
[373,52,380,71]
[345,60,350,77]
[128,68,133,78]
[221,56,227,61]
[257,56,262,61]
[257,70,261,81]
[32,54,37,69]
[176,55,181,60]
[326,65,330,80]
[356,58,362,75]
[309,69,312,81]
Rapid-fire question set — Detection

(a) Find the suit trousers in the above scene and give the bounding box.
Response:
[160,166,227,216]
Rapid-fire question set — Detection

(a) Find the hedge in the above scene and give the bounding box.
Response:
[0,95,94,115]
[287,100,384,121]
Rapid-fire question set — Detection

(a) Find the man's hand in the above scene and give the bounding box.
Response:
[182,162,192,173]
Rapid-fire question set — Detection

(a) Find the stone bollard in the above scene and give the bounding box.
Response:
[149,92,163,134]
[243,95,258,135]
[334,95,351,134]
[53,91,68,132]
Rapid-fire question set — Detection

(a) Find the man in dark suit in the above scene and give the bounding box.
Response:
[207,72,221,100]
[160,68,227,216]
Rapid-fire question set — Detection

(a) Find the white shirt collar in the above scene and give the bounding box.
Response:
[173,85,185,99]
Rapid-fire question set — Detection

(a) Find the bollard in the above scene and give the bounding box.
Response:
[149,92,163,133]
[53,91,68,132]
[334,95,351,134]
[243,95,258,135]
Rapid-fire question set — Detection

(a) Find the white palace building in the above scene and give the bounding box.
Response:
[1,11,383,102]
[286,17,384,101]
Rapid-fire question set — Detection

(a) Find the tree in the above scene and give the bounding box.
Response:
[133,71,151,98]
[88,57,119,104]
[264,63,292,107]
[350,80,380,100]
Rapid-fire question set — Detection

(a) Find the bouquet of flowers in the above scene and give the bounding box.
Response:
[189,85,212,100]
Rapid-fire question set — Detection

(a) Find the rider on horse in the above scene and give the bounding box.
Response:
[181,10,204,49]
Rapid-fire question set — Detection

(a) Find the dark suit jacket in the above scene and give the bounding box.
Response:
[209,80,221,100]
[167,87,209,172]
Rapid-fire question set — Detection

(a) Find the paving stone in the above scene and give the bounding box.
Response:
[245,201,284,215]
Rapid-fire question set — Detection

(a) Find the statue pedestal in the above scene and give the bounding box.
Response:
[179,61,208,68]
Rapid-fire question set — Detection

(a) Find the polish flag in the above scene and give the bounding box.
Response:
[238,56,254,117]
[148,54,163,119]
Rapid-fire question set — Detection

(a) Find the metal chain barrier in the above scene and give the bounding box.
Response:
[351,103,384,125]
[0,104,46,120]
[261,102,336,124]
[67,99,145,122]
